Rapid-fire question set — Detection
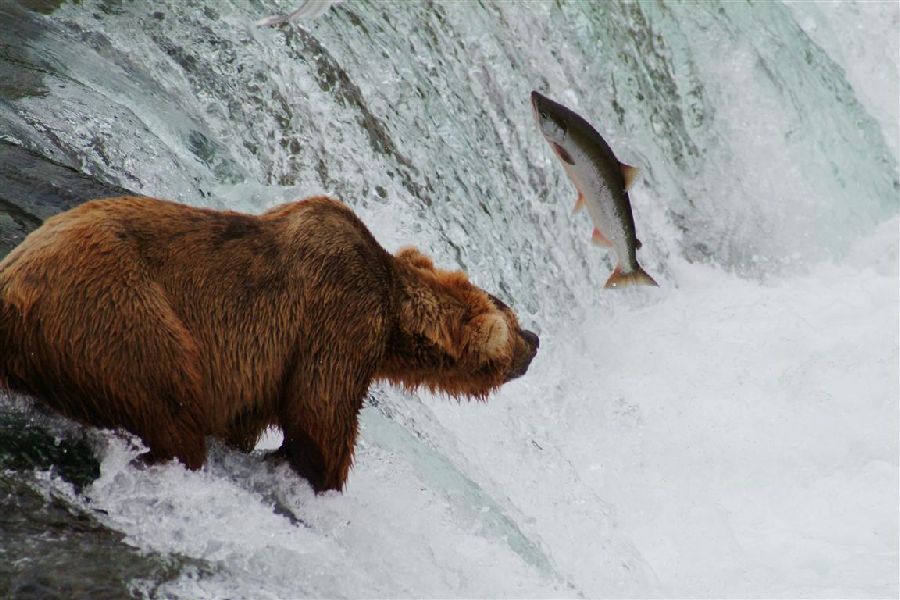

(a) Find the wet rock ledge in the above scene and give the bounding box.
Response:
[0,141,134,259]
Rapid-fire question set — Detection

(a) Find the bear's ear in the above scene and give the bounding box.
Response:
[395,247,434,270]
[464,312,510,363]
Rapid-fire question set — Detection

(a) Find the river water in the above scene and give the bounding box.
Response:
[0,1,897,597]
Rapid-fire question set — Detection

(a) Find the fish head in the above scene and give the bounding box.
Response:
[532,90,582,166]
[531,90,570,145]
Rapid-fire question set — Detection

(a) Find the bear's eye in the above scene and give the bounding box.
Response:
[487,294,509,311]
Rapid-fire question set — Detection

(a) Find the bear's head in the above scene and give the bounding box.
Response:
[378,247,539,398]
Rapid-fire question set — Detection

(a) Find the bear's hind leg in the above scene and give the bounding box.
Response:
[92,283,210,471]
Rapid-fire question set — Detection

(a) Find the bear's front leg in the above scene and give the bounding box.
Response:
[278,373,369,493]
[279,427,333,492]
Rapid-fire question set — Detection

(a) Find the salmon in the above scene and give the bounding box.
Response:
[532,91,657,288]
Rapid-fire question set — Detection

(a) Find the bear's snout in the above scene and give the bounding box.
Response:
[522,329,539,349]
[506,329,539,381]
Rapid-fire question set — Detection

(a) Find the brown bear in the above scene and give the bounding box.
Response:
[0,195,538,492]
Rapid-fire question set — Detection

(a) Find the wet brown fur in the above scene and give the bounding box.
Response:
[0,196,537,493]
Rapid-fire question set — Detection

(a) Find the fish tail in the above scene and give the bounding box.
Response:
[604,265,659,289]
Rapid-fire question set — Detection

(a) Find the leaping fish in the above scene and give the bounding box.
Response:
[531,90,658,288]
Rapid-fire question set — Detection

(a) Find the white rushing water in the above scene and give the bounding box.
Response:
[6,0,897,597]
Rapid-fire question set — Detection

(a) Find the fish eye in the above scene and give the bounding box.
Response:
[539,110,549,120]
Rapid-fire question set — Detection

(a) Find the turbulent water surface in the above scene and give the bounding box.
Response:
[0,1,897,598]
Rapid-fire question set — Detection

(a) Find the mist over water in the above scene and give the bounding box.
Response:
[1,1,897,598]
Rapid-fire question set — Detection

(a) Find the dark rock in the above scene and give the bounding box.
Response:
[0,403,100,493]
[0,474,192,600]
[0,141,135,259]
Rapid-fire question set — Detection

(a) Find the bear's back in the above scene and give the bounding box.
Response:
[0,195,396,316]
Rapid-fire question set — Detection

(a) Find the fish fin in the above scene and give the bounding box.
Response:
[604,265,658,289]
[573,192,586,213]
[636,238,642,249]
[620,163,639,191]
[591,227,613,247]
[553,143,575,165]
